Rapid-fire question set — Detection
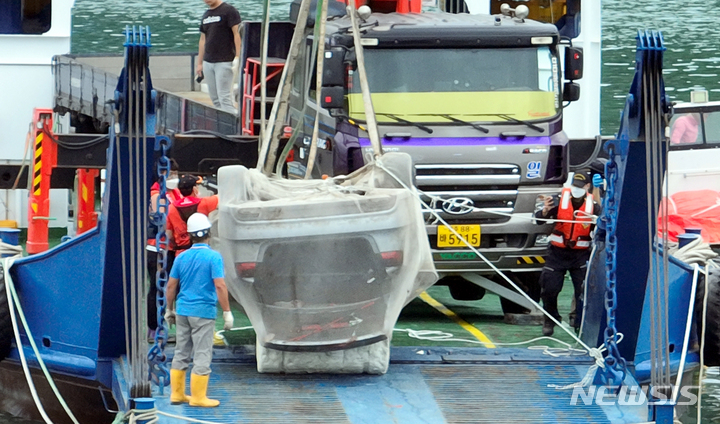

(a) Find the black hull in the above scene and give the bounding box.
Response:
[0,361,116,424]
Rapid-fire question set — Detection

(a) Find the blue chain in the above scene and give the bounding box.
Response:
[599,144,627,387]
[148,135,172,390]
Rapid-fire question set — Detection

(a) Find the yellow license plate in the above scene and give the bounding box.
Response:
[437,225,481,248]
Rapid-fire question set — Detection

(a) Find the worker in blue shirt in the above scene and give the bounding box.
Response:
[165,212,233,407]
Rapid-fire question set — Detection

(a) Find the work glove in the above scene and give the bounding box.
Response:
[592,174,604,188]
[232,57,240,74]
[164,308,176,327]
[223,310,234,331]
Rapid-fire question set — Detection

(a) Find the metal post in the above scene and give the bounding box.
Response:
[27,108,56,254]
[76,169,99,234]
[131,398,155,424]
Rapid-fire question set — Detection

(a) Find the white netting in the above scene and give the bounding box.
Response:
[215,153,437,373]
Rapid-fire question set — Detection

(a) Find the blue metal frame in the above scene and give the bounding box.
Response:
[7,26,158,390]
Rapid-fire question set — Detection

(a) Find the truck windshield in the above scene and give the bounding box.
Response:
[348,46,559,124]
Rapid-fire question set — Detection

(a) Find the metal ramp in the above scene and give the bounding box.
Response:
[114,347,648,424]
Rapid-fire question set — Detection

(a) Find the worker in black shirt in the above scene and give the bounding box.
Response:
[536,169,602,336]
[197,0,242,113]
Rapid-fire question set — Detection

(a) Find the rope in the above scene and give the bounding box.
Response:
[671,264,699,403]
[670,236,718,265]
[0,241,22,257]
[3,257,80,424]
[697,261,719,424]
[346,1,382,158]
[116,406,233,424]
[304,0,329,179]
[421,190,599,225]
[374,159,609,382]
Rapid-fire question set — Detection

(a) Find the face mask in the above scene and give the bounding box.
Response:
[570,186,586,198]
[166,178,179,190]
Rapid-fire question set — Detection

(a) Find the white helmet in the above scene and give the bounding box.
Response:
[186,212,211,237]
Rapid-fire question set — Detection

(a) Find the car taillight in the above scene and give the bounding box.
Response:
[380,251,403,267]
[236,262,256,278]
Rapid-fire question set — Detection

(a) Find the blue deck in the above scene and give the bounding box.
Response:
[114,347,648,424]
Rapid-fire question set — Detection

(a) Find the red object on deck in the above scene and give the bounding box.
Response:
[26,109,56,254]
[76,169,99,235]
[659,189,720,243]
[341,0,421,13]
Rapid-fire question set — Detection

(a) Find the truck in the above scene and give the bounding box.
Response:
[242,0,589,311]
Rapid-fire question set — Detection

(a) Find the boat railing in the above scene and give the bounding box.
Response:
[53,53,240,135]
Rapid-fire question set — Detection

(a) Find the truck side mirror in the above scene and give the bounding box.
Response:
[563,82,580,102]
[564,47,583,80]
[321,86,345,109]
[322,48,345,87]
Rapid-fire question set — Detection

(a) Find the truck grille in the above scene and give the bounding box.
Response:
[415,164,519,224]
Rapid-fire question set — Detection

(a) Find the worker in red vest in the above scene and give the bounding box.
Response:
[167,174,219,254]
[536,169,601,336]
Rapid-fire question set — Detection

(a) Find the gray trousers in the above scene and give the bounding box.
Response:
[171,315,215,375]
[203,61,236,113]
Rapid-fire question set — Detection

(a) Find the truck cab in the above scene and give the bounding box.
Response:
[250,0,586,307]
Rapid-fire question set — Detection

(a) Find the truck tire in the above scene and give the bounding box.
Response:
[699,268,720,366]
[498,272,541,315]
[0,265,12,362]
[446,278,486,301]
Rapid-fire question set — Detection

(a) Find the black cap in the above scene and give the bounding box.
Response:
[571,169,591,188]
[178,174,201,190]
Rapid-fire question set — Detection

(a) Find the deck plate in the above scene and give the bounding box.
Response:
[136,349,647,424]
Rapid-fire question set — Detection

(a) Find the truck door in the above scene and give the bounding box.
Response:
[301,39,337,179]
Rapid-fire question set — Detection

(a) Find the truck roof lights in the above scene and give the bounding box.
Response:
[531,37,553,45]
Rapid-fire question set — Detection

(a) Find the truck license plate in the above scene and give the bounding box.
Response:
[437,225,481,248]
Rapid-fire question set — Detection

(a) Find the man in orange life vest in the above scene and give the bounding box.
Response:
[167,174,219,254]
[536,169,601,336]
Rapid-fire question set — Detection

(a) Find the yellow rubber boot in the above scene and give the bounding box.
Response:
[189,373,220,407]
[169,369,190,404]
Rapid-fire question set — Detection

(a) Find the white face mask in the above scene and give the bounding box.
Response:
[166,178,179,190]
[570,186,586,198]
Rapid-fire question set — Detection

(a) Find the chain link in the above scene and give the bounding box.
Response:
[599,143,627,386]
[148,135,172,390]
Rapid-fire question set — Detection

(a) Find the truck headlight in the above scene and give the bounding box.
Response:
[535,235,549,247]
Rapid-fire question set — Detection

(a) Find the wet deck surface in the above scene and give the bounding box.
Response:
[129,284,651,424]
[144,358,645,424]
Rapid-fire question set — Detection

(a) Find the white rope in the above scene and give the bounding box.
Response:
[0,240,22,257]
[3,257,81,424]
[671,264,699,403]
[421,190,599,225]
[393,327,616,356]
[157,409,230,424]
[374,159,609,380]
[671,236,718,265]
[697,261,719,424]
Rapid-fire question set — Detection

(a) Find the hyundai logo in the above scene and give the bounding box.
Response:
[441,197,475,215]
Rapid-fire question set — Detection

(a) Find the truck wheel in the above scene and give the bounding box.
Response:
[498,272,541,314]
[439,275,486,301]
[448,281,486,301]
[0,266,12,361]
[700,269,720,366]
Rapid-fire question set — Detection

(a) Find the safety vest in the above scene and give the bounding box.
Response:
[548,188,594,249]
[171,196,202,250]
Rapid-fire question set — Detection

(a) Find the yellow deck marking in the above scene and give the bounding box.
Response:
[537,257,546,264]
[523,256,533,264]
[419,291,496,348]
